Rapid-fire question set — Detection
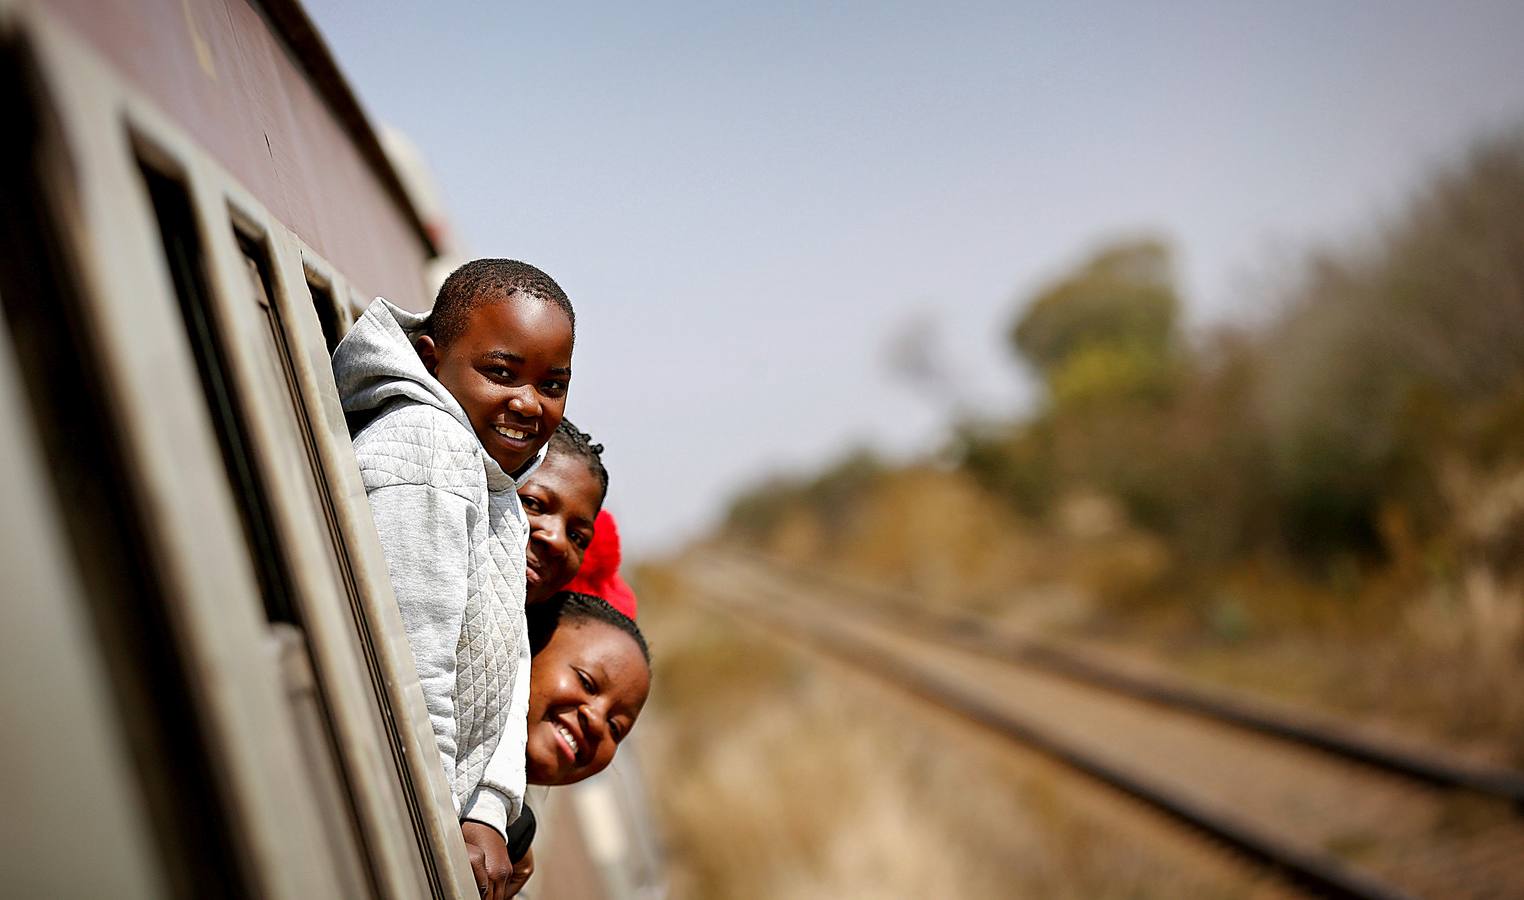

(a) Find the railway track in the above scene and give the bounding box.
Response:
[685,553,1524,900]
[741,552,1524,808]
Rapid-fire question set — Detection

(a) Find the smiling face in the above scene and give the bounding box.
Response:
[520,452,604,605]
[417,294,574,475]
[525,619,651,786]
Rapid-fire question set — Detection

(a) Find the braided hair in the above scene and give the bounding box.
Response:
[528,591,650,666]
[546,418,609,505]
[426,258,574,349]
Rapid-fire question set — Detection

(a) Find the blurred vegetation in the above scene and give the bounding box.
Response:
[718,130,1524,758]
[1010,237,1180,408]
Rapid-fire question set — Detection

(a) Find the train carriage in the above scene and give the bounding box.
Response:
[0,0,484,895]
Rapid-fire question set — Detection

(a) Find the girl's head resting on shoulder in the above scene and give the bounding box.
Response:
[414,259,575,477]
[521,420,608,605]
[525,591,651,786]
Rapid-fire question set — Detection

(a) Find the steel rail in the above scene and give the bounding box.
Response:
[720,593,1419,900]
[739,552,1524,810]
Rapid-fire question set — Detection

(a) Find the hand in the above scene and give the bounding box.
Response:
[505,848,534,897]
[461,821,512,900]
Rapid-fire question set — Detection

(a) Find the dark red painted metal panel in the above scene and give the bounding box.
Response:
[46,0,435,310]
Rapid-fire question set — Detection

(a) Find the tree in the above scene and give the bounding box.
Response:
[1009,238,1179,409]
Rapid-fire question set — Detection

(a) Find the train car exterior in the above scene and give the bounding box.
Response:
[0,0,482,896]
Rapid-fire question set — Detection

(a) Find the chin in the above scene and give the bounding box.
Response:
[494,452,535,476]
[526,758,558,786]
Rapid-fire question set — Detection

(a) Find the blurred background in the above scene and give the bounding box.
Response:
[310,4,1524,897]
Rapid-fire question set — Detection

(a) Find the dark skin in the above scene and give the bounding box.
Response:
[417,293,573,894]
[520,452,603,605]
[504,459,601,893]
[460,821,533,898]
[461,820,513,900]
[501,621,646,894]
[525,620,651,786]
[416,294,574,477]
[508,850,533,896]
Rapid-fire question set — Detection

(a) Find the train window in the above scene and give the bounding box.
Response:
[252,233,456,891]
[139,169,409,890]
[140,164,378,888]
[221,225,382,891]
[235,230,312,434]
[137,163,298,625]
[233,233,371,638]
[306,270,344,353]
[235,230,381,726]
[229,223,447,895]
[235,231,372,680]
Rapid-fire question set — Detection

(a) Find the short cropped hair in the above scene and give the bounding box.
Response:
[548,418,609,506]
[528,591,650,666]
[428,258,574,349]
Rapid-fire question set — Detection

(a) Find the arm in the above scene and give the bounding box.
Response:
[365,481,475,802]
[460,615,531,834]
[507,848,534,897]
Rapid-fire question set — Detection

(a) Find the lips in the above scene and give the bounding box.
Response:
[550,715,586,767]
[493,423,535,443]
[554,723,579,759]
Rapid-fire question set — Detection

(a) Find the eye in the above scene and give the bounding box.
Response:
[570,530,592,550]
[485,365,513,380]
[576,669,595,692]
[540,379,568,397]
[520,495,542,513]
[611,720,626,741]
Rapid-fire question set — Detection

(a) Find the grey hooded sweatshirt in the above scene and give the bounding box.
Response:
[333,297,543,838]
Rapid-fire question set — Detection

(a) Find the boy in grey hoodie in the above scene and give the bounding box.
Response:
[332,260,574,898]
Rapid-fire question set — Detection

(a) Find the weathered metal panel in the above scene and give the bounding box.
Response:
[44,0,435,309]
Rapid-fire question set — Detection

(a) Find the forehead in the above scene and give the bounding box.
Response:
[525,453,602,508]
[455,295,573,358]
[550,621,649,700]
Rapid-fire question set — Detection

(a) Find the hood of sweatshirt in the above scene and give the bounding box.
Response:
[332,297,545,490]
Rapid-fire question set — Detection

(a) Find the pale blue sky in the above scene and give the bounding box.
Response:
[308,1,1524,556]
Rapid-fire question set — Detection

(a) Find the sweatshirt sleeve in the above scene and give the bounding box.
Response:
[365,481,475,804]
[460,618,530,836]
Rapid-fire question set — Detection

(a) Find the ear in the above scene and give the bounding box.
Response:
[415,334,439,376]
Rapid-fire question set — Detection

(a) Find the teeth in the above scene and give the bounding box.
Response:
[495,425,529,440]
[555,723,579,755]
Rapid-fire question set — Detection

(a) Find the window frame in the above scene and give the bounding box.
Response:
[18,10,477,898]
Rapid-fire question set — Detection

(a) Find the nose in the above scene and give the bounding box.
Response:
[533,518,571,562]
[506,384,543,418]
[578,702,610,750]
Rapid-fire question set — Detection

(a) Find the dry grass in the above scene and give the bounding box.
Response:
[635,561,1285,899]
[1120,593,1524,767]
